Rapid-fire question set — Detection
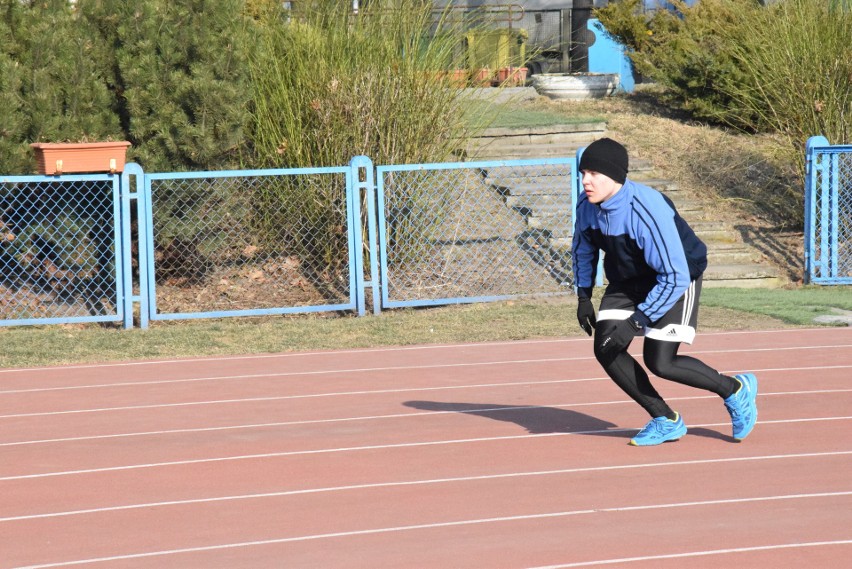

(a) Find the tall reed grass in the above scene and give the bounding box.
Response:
[246,0,492,168]
[244,0,497,277]
[720,0,852,150]
[598,0,852,226]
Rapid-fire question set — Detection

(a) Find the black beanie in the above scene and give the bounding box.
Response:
[578,138,629,184]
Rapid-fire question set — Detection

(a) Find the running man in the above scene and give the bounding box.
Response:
[571,137,758,446]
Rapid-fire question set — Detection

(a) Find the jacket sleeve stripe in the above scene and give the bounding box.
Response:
[632,198,686,320]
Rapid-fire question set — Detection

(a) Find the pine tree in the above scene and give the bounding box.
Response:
[0,1,29,172]
[80,0,252,171]
[13,1,122,145]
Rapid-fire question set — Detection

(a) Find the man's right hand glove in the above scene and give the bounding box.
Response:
[577,297,596,336]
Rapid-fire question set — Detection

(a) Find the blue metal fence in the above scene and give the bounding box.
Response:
[5,137,842,328]
[0,172,125,327]
[376,158,577,309]
[804,136,852,285]
[1,156,582,329]
[139,162,363,325]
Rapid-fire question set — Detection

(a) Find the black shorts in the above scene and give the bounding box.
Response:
[597,276,702,344]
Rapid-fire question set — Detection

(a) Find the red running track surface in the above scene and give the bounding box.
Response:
[0,327,850,568]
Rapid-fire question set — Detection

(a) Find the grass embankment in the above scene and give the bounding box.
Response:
[0,287,848,369]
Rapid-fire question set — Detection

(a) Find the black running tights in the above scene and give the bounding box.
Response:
[594,332,738,419]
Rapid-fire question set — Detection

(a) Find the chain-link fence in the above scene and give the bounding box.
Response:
[9,137,848,327]
[805,138,852,284]
[143,167,357,320]
[0,157,582,329]
[0,175,121,325]
[376,158,576,308]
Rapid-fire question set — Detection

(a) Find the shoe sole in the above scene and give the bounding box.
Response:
[733,373,758,441]
[629,425,688,446]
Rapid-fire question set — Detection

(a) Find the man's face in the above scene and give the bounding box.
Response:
[581,170,622,204]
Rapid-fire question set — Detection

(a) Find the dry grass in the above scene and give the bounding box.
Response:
[0,296,801,368]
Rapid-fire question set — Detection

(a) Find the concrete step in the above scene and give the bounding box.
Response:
[707,248,761,265]
[527,216,571,234]
[490,180,573,194]
[470,122,606,147]
[505,194,572,209]
[634,179,681,192]
[470,143,581,161]
[483,167,574,179]
[543,244,779,286]
[629,159,654,172]
[521,201,572,215]
[703,263,784,288]
[467,122,606,160]
[690,221,741,244]
[669,199,704,214]
[467,126,787,288]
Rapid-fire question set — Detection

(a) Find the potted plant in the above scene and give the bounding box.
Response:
[30,140,132,175]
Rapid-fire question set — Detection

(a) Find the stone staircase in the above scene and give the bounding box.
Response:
[470,124,785,288]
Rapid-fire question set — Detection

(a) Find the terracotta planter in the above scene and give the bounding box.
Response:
[30,141,132,175]
[448,68,468,87]
[496,66,528,87]
[472,67,493,87]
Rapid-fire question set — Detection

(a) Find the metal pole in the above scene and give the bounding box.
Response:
[571,0,593,73]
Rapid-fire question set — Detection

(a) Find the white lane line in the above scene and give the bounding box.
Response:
[0,376,605,419]
[1,363,850,420]
[2,450,851,524]
[2,388,851,448]
[2,327,845,376]
[2,415,850,483]
[0,355,592,396]
[527,540,852,568]
[0,338,581,375]
[11,492,852,569]
[1,342,850,396]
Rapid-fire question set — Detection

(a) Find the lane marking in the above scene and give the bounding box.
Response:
[11,492,852,568]
[2,450,851,524]
[1,343,849,396]
[1,365,850,420]
[1,326,846,376]
[2,388,851,448]
[527,540,852,568]
[2,415,850,482]
[0,376,607,419]
[0,356,593,395]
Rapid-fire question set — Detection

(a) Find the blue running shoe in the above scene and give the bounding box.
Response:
[629,413,687,446]
[725,373,758,441]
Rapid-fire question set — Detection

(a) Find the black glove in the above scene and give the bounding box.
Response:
[598,317,643,355]
[577,297,596,336]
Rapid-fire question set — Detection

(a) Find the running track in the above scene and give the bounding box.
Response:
[1,327,850,568]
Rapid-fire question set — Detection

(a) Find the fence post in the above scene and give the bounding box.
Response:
[349,155,380,316]
[804,138,819,283]
[805,135,834,284]
[120,163,147,329]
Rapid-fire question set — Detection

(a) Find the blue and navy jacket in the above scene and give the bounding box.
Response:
[571,179,707,324]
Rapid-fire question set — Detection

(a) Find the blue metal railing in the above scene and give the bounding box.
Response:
[0,172,125,327]
[376,157,576,309]
[1,155,583,329]
[139,162,363,325]
[4,136,840,329]
[804,136,852,285]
